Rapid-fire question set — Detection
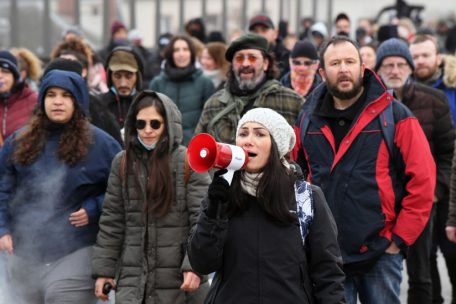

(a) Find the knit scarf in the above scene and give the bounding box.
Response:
[240,171,263,197]
[164,62,196,81]
[290,67,316,97]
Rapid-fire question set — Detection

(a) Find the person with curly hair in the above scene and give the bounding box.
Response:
[0,70,121,303]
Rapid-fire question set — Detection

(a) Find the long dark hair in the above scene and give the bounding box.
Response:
[124,95,173,217]
[229,139,297,223]
[13,102,92,166]
[163,35,196,68]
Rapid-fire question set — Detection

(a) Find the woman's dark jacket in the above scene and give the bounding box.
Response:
[188,181,345,304]
[0,124,121,263]
[92,92,211,304]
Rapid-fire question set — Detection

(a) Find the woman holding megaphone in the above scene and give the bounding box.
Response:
[92,90,211,303]
[188,108,346,304]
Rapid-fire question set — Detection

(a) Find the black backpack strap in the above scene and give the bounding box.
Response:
[378,100,396,158]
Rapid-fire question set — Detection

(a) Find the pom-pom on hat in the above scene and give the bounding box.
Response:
[236,108,296,159]
[375,38,415,72]
[225,33,269,62]
[291,40,319,60]
[0,50,21,80]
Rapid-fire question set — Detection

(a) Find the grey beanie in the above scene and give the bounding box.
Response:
[375,38,415,72]
[236,108,296,159]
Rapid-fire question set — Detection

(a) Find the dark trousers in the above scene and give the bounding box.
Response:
[431,200,456,304]
[407,204,435,304]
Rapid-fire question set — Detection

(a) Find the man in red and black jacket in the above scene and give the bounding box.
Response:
[292,36,436,304]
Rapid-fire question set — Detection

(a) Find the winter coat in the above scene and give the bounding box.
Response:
[0,124,121,263]
[431,55,456,124]
[149,66,215,145]
[401,80,455,201]
[195,79,303,144]
[188,180,346,304]
[89,92,123,146]
[0,83,37,140]
[98,89,137,129]
[92,92,211,304]
[294,69,436,265]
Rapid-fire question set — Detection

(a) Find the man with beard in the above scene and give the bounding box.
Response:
[410,34,456,304]
[293,35,435,304]
[194,33,303,144]
[98,46,143,133]
[410,34,456,124]
[376,38,454,304]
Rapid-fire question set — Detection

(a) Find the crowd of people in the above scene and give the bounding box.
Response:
[0,8,456,304]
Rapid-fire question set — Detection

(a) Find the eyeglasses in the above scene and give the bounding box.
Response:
[233,54,261,64]
[291,59,318,66]
[135,119,162,130]
[380,62,410,71]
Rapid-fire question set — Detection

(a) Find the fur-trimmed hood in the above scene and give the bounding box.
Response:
[443,54,456,88]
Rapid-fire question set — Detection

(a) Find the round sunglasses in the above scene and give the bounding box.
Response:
[135,119,162,130]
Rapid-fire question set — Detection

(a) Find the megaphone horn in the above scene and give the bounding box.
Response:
[187,133,249,173]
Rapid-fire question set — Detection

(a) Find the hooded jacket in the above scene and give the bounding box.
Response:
[98,46,144,128]
[92,91,211,304]
[0,70,122,263]
[429,55,456,124]
[294,69,436,265]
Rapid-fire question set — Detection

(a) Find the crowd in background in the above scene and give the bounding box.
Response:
[0,6,456,304]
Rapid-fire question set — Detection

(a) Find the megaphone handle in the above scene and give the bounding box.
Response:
[221,170,235,185]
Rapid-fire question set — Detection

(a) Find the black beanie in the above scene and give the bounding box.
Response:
[225,33,269,61]
[291,40,318,60]
[43,58,83,77]
[0,50,20,80]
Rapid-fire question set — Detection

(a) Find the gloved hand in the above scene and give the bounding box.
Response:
[206,169,230,218]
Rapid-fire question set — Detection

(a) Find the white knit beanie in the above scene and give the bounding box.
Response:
[236,108,296,159]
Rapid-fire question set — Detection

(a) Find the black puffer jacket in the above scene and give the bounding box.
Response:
[401,79,455,201]
[188,182,345,304]
[92,92,211,304]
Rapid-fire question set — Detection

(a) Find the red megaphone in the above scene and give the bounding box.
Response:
[187,133,249,173]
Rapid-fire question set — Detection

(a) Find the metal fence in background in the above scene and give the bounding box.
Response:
[1,0,335,59]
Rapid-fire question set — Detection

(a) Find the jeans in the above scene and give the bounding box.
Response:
[344,252,403,304]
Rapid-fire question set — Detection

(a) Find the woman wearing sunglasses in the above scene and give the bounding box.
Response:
[188,108,345,304]
[92,90,211,303]
[280,40,322,99]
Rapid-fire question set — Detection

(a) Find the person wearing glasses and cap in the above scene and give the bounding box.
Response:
[92,90,211,303]
[280,40,322,100]
[195,33,303,145]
